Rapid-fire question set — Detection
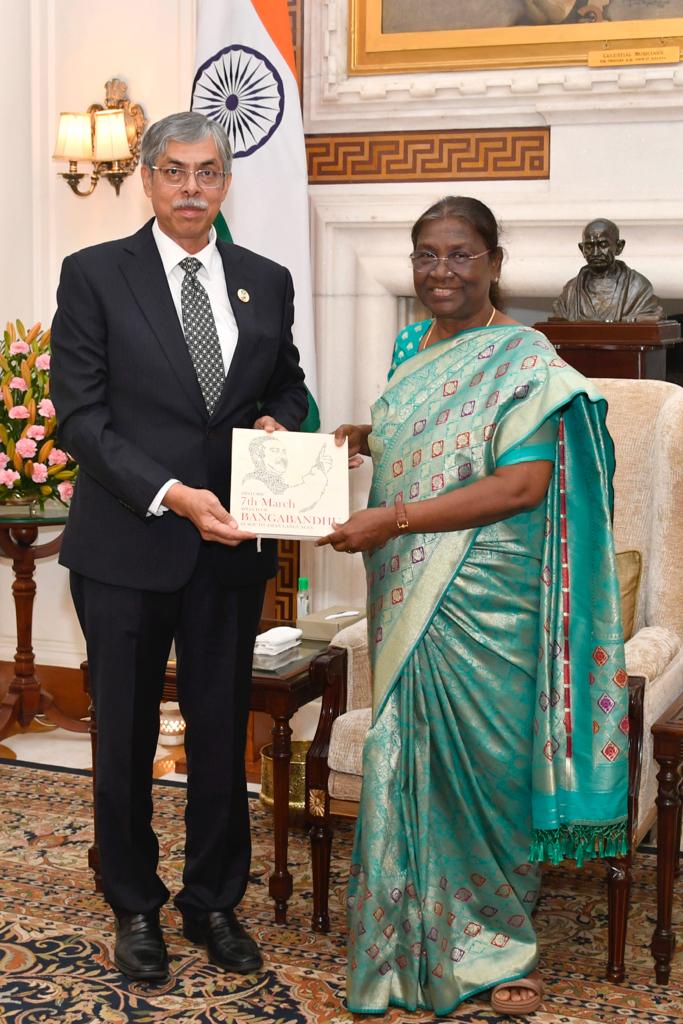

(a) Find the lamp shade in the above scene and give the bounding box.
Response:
[53,113,93,161]
[93,109,131,161]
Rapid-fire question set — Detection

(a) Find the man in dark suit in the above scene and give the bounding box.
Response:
[50,111,307,982]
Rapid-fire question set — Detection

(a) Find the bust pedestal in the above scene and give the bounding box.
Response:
[534,320,682,380]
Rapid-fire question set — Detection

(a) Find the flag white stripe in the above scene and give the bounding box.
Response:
[194,0,317,406]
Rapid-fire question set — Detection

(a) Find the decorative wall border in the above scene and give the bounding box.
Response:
[262,539,299,622]
[306,127,549,184]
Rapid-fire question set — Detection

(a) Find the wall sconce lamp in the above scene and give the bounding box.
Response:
[53,79,146,197]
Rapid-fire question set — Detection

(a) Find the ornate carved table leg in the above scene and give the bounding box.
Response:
[651,753,682,983]
[0,525,41,734]
[606,853,631,984]
[651,697,683,985]
[306,647,347,933]
[605,674,644,983]
[676,776,683,881]
[81,662,103,892]
[269,712,293,924]
[0,525,88,738]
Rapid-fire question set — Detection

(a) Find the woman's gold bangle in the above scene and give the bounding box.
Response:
[395,496,409,531]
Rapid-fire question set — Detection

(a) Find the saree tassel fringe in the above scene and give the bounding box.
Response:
[530,821,629,867]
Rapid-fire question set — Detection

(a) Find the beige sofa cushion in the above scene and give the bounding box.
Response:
[328,768,363,803]
[624,626,681,685]
[332,618,371,711]
[595,379,683,639]
[328,707,371,777]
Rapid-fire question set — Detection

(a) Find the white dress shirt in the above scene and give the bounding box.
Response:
[148,220,239,515]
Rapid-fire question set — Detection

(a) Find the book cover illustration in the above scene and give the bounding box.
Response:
[230,429,349,540]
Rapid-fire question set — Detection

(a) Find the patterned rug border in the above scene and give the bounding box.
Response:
[0,756,194,789]
[0,755,93,777]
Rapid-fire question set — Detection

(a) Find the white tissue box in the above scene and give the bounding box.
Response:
[296,605,364,640]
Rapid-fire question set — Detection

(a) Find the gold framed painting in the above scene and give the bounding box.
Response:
[349,0,683,75]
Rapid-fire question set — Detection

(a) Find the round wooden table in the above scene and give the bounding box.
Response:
[0,501,88,739]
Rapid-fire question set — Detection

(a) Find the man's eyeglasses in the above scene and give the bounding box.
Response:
[151,165,227,190]
[410,249,491,274]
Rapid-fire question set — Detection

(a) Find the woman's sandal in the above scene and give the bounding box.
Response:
[490,971,544,1017]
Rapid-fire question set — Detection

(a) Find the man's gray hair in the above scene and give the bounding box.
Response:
[141,112,232,173]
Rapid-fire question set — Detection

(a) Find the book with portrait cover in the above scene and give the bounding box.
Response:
[230,429,349,540]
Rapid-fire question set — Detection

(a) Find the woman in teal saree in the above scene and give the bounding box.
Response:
[317,197,628,1017]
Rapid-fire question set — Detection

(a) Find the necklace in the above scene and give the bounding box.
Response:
[419,306,497,351]
[418,319,436,351]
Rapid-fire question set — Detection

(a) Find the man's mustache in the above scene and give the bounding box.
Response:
[172,197,209,211]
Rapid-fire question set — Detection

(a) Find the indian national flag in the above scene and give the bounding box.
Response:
[192,0,319,431]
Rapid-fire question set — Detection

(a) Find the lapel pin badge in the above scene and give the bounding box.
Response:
[237,288,250,303]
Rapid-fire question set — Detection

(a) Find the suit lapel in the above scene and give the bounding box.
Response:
[119,220,207,418]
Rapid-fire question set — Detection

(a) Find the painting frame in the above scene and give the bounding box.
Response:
[349,0,683,74]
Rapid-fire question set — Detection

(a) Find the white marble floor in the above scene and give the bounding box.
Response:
[1,723,94,771]
[1,722,192,784]
[0,696,322,789]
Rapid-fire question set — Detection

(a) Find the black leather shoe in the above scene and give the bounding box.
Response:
[114,911,169,982]
[182,910,263,973]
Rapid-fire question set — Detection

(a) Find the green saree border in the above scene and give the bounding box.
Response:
[372,526,479,720]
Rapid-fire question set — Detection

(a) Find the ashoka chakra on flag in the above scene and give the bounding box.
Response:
[191,44,285,158]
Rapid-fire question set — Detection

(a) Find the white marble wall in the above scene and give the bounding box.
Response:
[0,0,196,666]
[302,4,683,611]
[2,0,683,664]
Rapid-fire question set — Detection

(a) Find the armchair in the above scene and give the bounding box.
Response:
[306,377,683,983]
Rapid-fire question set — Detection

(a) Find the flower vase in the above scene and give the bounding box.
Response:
[0,493,36,507]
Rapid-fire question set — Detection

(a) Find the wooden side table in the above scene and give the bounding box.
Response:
[651,694,683,983]
[83,638,347,924]
[0,501,88,739]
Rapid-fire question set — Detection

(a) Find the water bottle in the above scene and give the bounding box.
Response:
[297,576,311,618]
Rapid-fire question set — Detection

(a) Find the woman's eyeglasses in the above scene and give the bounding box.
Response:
[410,249,491,273]
[151,165,227,190]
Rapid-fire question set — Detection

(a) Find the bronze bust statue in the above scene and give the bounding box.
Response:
[552,219,663,322]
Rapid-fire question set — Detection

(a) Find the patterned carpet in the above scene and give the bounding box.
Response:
[0,760,681,1024]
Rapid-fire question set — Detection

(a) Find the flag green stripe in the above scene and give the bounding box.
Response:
[215,211,318,431]
[301,391,320,433]
[214,210,233,243]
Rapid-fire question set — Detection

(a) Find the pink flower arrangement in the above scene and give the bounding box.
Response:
[0,320,77,506]
[47,447,68,466]
[0,468,20,488]
[15,438,37,459]
[38,398,56,419]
